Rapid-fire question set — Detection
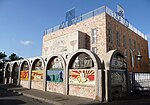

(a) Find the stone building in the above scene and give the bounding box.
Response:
[4,6,149,102]
[43,6,149,72]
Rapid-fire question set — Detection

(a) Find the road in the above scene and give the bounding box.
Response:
[0,87,53,105]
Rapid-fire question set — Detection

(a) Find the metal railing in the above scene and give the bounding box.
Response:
[44,6,147,41]
[44,6,105,35]
[131,72,150,91]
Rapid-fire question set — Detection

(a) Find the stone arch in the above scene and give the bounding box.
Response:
[4,63,11,84]
[104,49,125,70]
[19,59,31,88]
[45,54,66,94]
[20,59,31,70]
[31,57,45,70]
[103,49,129,102]
[46,55,66,70]
[66,49,102,100]
[30,57,45,90]
[11,61,20,85]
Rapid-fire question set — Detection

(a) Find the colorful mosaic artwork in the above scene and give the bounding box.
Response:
[31,70,43,81]
[46,70,63,82]
[69,69,95,86]
[20,70,29,80]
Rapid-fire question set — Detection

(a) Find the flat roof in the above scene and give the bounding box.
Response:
[44,6,147,41]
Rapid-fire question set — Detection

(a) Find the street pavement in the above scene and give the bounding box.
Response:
[0,86,52,105]
[1,84,150,105]
[0,84,100,105]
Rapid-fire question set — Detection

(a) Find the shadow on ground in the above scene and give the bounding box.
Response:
[79,92,150,105]
[0,87,22,98]
[0,99,26,105]
[0,86,26,105]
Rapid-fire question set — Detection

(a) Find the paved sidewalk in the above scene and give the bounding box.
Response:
[1,84,150,105]
[0,84,100,105]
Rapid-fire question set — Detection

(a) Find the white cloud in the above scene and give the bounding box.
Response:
[20,40,33,45]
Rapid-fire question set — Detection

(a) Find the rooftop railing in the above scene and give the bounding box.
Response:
[44,6,147,41]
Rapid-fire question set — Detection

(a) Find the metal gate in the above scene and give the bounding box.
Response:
[131,72,150,91]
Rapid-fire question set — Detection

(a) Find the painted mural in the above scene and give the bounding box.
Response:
[69,69,95,86]
[46,70,63,82]
[72,53,93,69]
[31,70,43,81]
[34,61,43,70]
[20,70,29,81]
[111,54,126,70]
[46,57,63,82]
[20,61,29,80]
[111,71,127,92]
[31,59,44,81]
[50,57,63,69]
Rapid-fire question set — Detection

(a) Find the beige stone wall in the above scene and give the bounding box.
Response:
[43,31,79,57]
[69,85,95,99]
[20,80,28,88]
[43,13,107,60]
[46,82,63,94]
[106,14,149,72]
[31,81,43,90]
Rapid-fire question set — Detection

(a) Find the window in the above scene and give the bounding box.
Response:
[134,54,138,68]
[123,35,126,48]
[92,47,97,53]
[138,43,141,52]
[108,28,112,43]
[116,32,120,46]
[133,40,136,50]
[129,38,131,48]
[92,28,97,43]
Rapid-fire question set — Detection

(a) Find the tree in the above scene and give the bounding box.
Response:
[9,53,23,61]
[0,52,7,83]
[0,52,7,60]
[0,52,7,69]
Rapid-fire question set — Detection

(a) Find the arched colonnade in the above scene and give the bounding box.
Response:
[4,49,129,102]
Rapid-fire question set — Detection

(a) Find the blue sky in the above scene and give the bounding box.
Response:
[0,0,150,58]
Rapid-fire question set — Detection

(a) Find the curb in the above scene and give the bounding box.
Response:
[1,86,62,105]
